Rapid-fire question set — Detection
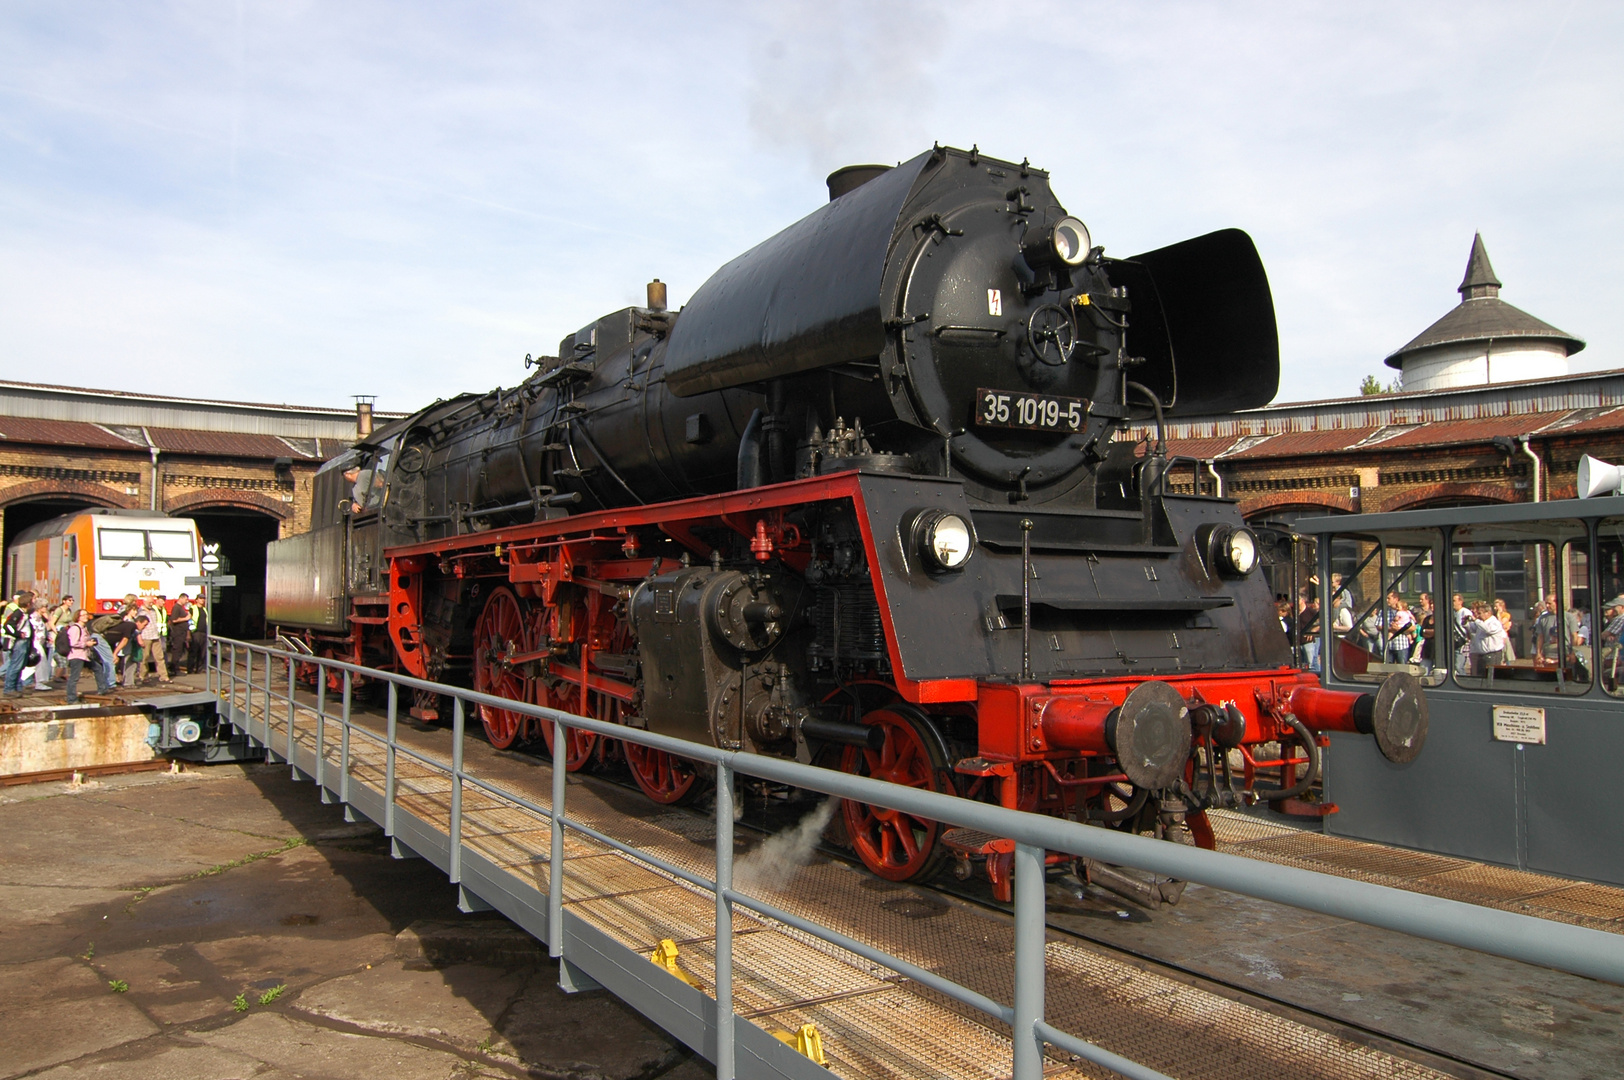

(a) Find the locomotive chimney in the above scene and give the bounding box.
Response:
[354,395,376,439]
[646,278,668,312]
[825,164,891,202]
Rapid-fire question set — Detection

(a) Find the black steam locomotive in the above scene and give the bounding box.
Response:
[267,145,1425,893]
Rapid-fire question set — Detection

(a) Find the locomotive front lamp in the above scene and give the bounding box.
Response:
[1217,525,1259,576]
[1023,216,1093,269]
[1051,216,1091,266]
[913,509,973,572]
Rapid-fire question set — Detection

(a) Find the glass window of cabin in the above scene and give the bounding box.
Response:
[146,531,196,561]
[98,529,146,560]
[1596,517,1624,697]
[1450,519,1588,695]
[1327,528,1444,686]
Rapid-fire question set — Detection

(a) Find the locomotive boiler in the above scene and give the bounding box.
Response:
[267,145,1427,893]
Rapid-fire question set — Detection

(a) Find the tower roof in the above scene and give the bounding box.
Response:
[1458,232,1501,299]
[1385,234,1584,370]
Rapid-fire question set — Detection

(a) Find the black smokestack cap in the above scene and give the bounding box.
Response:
[825,164,891,202]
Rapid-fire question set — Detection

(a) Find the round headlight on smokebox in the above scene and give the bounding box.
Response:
[1051,216,1091,266]
[912,510,973,572]
[1209,525,1259,576]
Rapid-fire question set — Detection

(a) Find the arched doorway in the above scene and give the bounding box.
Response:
[172,506,283,640]
[2,490,129,596]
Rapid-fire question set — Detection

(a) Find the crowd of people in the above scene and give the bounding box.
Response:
[0,590,208,704]
[1278,573,1624,688]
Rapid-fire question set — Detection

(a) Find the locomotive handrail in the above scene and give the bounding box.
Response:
[210,636,1624,1080]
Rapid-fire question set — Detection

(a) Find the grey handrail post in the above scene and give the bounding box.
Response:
[1012,842,1047,1080]
[384,681,398,838]
[450,696,464,885]
[340,669,352,805]
[244,647,253,734]
[285,649,295,756]
[314,668,326,789]
[280,653,291,767]
[714,764,736,1080]
[548,718,565,958]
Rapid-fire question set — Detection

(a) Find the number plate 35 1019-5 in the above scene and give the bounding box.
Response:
[975,388,1087,432]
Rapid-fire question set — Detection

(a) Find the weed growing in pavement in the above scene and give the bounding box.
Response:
[124,837,309,915]
[476,1035,494,1052]
[231,992,249,1012]
[258,984,286,1005]
[79,942,94,960]
[108,979,128,993]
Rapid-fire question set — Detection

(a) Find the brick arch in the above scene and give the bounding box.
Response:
[1240,492,1355,520]
[1375,483,1517,513]
[164,489,291,520]
[0,479,135,510]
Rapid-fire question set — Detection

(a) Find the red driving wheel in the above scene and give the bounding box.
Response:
[840,706,952,881]
[626,742,702,805]
[472,587,532,750]
[538,679,599,772]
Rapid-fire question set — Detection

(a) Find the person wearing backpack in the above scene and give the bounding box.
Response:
[87,612,118,693]
[2,590,35,697]
[61,610,97,704]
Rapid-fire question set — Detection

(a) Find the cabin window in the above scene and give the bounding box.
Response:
[1449,520,1588,696]
[98,529,146,560]
[148,531,196,561]
[1326,528,1446,688]
[1597,517,1624,698]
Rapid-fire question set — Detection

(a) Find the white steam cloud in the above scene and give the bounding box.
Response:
[734,798,839,894]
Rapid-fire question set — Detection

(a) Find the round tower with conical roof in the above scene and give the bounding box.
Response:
[1385,234,1584,392]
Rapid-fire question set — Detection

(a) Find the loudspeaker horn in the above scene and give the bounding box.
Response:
[1577,455,1624,499]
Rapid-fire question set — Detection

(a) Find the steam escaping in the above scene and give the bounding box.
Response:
[734,798,839,894]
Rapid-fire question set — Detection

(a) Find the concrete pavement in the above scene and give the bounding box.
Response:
[0,762,709,1080]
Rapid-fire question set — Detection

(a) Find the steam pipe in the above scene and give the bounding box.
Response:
[799,715,884,751]
[1204,459,1223,498]
[1264,714,1320,802]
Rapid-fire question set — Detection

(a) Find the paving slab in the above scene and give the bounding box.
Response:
[30,1040,265,1080]
[292,960,529,1055]
[0,956,159,1076]
[192,1012,512,1079]
[0,765,702,1080]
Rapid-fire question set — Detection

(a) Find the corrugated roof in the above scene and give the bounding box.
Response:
[143,427,323,459]
[0,417,143,451]
[0,378,403,419]
[1153,435,1238,459]
[1151,407,1624,464]
[1225,429,1384,459]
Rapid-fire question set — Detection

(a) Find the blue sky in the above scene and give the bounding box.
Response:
[1,2,1619,413]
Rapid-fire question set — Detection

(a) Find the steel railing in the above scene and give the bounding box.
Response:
[207,637,1624,1080]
